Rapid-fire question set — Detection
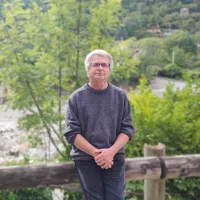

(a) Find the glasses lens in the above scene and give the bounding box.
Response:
[101,63,107,67]
[91,63,109,68]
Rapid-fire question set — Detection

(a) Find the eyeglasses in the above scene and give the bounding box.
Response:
[90,63,110,68]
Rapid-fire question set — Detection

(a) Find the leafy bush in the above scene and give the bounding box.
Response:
[125,76,200,199]
[0,188,53,200]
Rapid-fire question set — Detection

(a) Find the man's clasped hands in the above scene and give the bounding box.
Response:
[92,148,117,169]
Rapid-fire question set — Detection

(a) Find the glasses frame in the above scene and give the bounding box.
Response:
[89,63,110,68]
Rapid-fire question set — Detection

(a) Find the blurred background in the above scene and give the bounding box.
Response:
[0,0,200,199]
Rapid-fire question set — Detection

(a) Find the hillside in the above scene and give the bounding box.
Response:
[121,0,200,39]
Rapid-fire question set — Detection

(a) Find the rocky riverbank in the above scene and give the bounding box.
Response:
[0,107,60,165]
[0,108,30,165]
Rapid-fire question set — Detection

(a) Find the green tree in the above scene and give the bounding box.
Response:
[88,0,121,49]
[0,1,70,159]
[194,31,200,43]
[138,38,169,80]
[0,0,123,161]
[110,38,140,84]
[173,46,186,67]
[164,30,197,54]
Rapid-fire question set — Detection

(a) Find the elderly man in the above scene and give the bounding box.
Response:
[64,49,134,200]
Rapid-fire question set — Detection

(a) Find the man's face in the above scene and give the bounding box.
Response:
[87,55,111,82]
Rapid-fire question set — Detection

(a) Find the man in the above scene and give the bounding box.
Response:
[64,49,134,200]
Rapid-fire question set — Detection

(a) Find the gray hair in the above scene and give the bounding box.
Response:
[84,49,113,72]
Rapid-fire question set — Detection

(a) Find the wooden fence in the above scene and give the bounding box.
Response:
[0,144,200,200]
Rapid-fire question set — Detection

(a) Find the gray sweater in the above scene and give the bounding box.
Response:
[64,83,134,160]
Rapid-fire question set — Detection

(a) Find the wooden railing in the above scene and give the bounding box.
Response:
[0,144,200,200]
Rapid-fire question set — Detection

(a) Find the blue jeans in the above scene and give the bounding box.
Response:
[74,155,125,200]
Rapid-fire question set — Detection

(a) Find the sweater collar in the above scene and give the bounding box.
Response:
[85,83,111,94]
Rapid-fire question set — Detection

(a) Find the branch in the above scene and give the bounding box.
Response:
[25,81,65,157]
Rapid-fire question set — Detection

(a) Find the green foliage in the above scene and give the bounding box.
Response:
[125,181,143,200]
[63,190,84,200]
[0,0,121,160]
[27,132,43,148]
[113,31,199,80]
[164,30,197,54]
[139,38,169,79]
[173,46,186,67]
[4,154,30,166]
[88,0,121,49]
[125,76,200,199]
[166,178,200,200]
[110,38,140,84]
[0,188,53,200]
[163,63,181,78]
[194,31,200,43]
[128,75,200,155]
[122,0,200,38]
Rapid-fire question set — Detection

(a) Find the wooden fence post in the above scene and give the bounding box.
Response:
[144,143,166,200]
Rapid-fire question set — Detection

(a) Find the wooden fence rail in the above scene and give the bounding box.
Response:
[0,154,200,190]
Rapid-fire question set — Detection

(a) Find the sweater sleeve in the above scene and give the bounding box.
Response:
[120,93,134,140]
[63,97,81,145]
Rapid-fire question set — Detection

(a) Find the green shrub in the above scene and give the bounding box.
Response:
[0,188,53,200]
[125,76,200,200]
